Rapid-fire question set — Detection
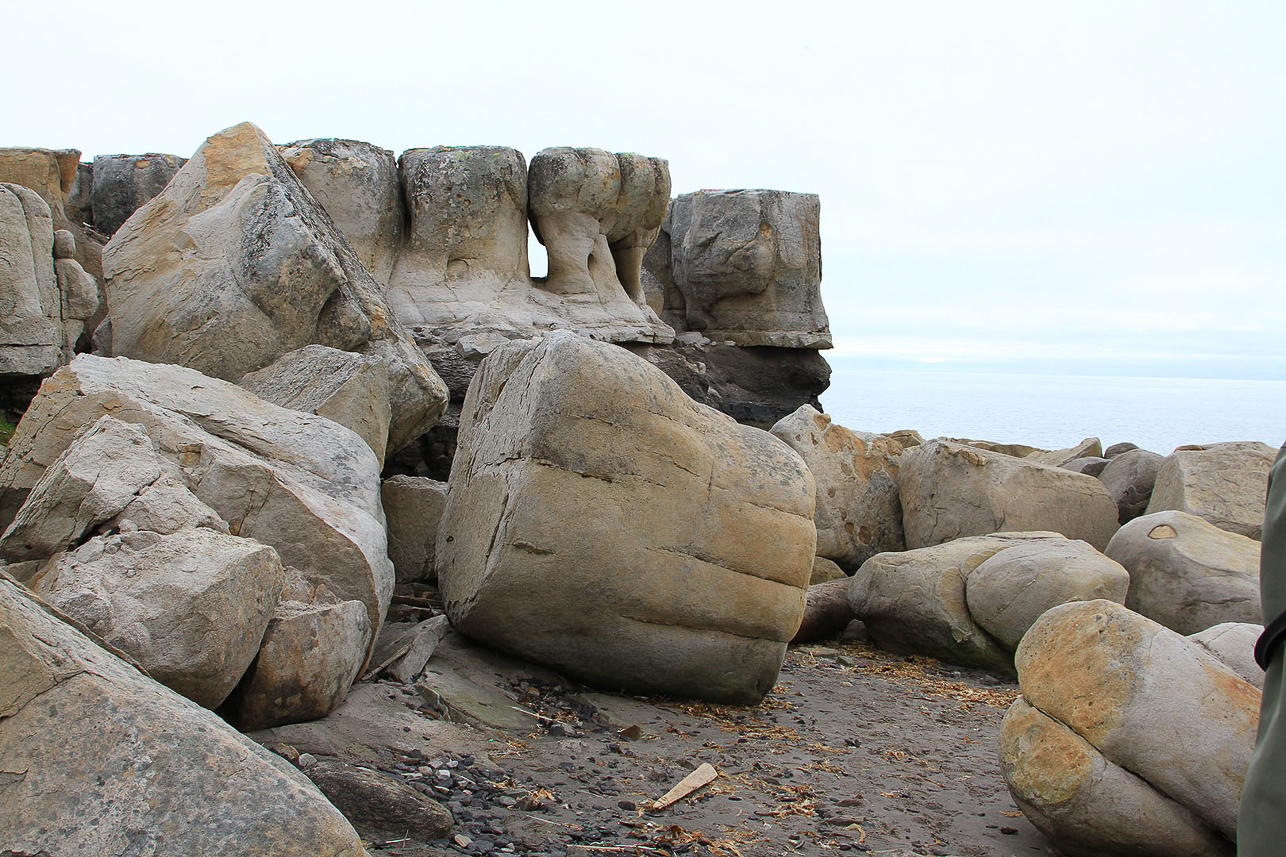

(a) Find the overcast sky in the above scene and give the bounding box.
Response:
[6,1,1282,379]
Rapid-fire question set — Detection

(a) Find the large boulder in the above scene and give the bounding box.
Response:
[999,599,1257,856]
[1098,447,1163,524]
[898,439,1120,550]
[0,574,368,856]
[1146,441,1277,539]
[0,355,393,692]
[1104,510,1261,634]
[381,474,448,583]
[770,405,904,569]
[100,121,447,453]
[436,331,815,704]
[0,182,63,376]
[0,146,105,283]
[280,138,401,284]
[651,189,830,348]
[91,152,186,236]
[238,344,392,465]
[849,532,1128,672]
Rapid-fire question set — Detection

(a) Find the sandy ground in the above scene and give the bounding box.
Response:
[255,628,1061,857]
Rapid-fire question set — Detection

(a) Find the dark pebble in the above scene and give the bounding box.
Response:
[617,800,637,811]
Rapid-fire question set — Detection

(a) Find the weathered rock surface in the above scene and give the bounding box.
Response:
[1027,437,1103,468]
[54,227,103,353]
[0,356,393,684]
[1000,599,1256,855]
[850,533,1127,671]
[0,182,63,376]
[436,332,815,704]
[31,527,284,709]
[239,344,392,465]
[650,189,830,348]
[1190,622,1264,689]
[280,138,401,284]
[899,439,1120,551]
[101,121,447,453]
[810,555,846,584]
[1104,510,1261,634]
[0,146,105,282]
[0,574,368,857]
[91,152,186,236]
[1061,456,1109,477]
[381,474,448,583]
[792,577,855,643]
[1145,441,1277,539]
[1098,447,1163,524]
[771,405,904,570]
[304,759,453,842]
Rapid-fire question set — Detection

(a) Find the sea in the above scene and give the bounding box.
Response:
[819,362,1286,457]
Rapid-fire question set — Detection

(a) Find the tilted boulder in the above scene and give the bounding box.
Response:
[0,182,63,376]
[1104,510,1261,635]
[91,152,186,236]
[238,344,393,465]
[101,121,447,453]
[770,405,904,570]
[0,356,393,694]
[849,532,1128,672]
[381,474,448,583]
[0,574,368,857]
[280,138,401,284]
[1145,441,1277,539]
[436,331,815,704]
[654,189,830,348]
[1000,599,1257,856]
[1098,447,1163,524]
[899,439,1120,550]
[1026,437,1102,468]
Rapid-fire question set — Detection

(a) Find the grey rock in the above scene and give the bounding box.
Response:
[792,578,855,643]
[1098,448,1163,524]
[91,152,185,236]
[1104,441,1140,458]
[0,182,62,376]
[305,759,452,842]
[1146,441,1277,539]
[1189,622,1264,689]
[381,474,448,583]
[1062,456,1109,477]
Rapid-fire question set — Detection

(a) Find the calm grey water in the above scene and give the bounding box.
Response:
[820,363,1286,457]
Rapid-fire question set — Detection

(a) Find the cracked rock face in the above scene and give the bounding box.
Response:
[1000,599,1256,857]
[435,331,815,704]
[0,182,63,376]
[91,152,187,236]
[101,121,447,454]
[0,575,369,857]
[1145,441,1277,540]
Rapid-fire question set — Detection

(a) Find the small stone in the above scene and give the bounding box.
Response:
[297,753,318,769]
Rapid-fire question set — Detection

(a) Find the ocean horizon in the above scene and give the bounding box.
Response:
[820,360,1286,457]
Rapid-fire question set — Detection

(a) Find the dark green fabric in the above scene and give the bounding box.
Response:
[1237,444,1286,855]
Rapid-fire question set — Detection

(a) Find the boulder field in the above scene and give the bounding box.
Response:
[0,122,1277,855]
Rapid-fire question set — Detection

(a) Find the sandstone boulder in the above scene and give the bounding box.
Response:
[770,405,904,570]
[0,146,105,282]
[238,344,392,465]
[91,152,186,235]
[0,356,393,682]
[1190,622,1264,689]
[655,189,830,348]
[849,532,1126,671]
[1000,599,1256,855]
[381,474,448,583]
[1027,437,1102,468]
[0,182,62,376]
[899,439,1120,550]
[0,574,368,856]
[436,331,815,704]
[1098,447,1163,524]
[1104,510,1261,634]
[54,228,103,353]
[30,527,284,709]
[101,121,447,453]
[1146,441,1277,539]
[1104,441,1140,457]
[280,138,401,284]
[810,555,846,584]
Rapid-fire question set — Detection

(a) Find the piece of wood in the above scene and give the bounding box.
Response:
[648,763,718,811]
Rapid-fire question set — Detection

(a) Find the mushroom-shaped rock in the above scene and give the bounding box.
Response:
[1000,599,1257,855]
[770,405,904,570]
[101,121,447,453]
[436,331,815,704]
[898,439,1120,550]
[0,574,369,857]
[1145,441,1277,539]
[1104,510,1261,634]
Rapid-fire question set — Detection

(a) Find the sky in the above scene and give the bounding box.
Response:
[5,1,1283,380]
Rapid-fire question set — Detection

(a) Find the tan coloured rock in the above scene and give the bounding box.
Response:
[1190,622,1264,689]
[898,439,1120,550]
[0,182,62,376]
[0,146,105,282]
[0,574,368,857]
[999,698,1231,857]
[101,121,447,453]
[381,474,448,583]
[30,527,284,709]
[53,228,102,354]
[1014,599,1258,839]
[0,356,393,682]
[770,405,904,570]
[810,555,846,584]
[1146,441,1277,539]
[280,139,402,284]
[1104,510,1261,634]
[436,332,815,704]
[239,344,392,465]
[1026,437,1103,468]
